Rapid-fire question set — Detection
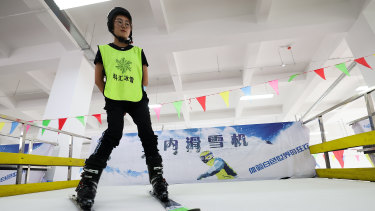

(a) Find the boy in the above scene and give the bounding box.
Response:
[75,7,168,210]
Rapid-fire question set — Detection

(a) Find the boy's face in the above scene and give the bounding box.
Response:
[113,15,131,39]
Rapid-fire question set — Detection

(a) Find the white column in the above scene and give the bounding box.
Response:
[41,50,94,181]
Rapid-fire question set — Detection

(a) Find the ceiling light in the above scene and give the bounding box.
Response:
[240,94,274,101]
[281,63,286,67]
[149,104,162,109]
[54,0,111,10]
[355,86,368,92]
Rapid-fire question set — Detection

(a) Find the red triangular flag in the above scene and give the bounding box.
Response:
[58,118,67,131]
[354,57,372,69]
[314,68,326,80]
[93,114,102,124]
[196,96,206,111]
[333,150,344,168]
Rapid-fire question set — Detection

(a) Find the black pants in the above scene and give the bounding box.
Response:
[85,91,162,170]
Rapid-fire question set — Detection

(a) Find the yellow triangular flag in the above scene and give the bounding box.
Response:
[0,122,5,132]
[219,91,230,107]
[365,154,375,167]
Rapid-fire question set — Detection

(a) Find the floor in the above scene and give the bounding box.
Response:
[1,178,374,211]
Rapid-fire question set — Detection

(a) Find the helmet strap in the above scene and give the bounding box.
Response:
[114,34,130,44]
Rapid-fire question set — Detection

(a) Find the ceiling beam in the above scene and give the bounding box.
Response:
[0,90,16,109]
[23,0,78,51]
[148,0,170,33]
[255,0,273,23]
[0,42,10,59]
[235,43,262,124]
[26,70,54,94]
[137,17,352,54]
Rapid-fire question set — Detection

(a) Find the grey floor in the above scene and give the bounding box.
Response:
[1,178,374,211]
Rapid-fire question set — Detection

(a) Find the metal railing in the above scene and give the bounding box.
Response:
[303,86,375,168]
[0,113,91,184]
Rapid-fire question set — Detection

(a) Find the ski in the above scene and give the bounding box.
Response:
[149,190,201,211]
[69,194,95,211]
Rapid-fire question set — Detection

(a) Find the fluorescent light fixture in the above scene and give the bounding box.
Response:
[356,86,368,92]
[240,94,274,101]
[148,104,162,109]
[54,0,111,10]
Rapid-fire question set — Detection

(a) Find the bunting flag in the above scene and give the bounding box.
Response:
[153,107,161,121]
[26,121,33,134]
[355,154,360,162]
[312,154,320,168]
[196,96,206,111]
[314,68,326,80]
[219,91,230,107]
[333,150,344,168]
[241,86,251,96]
[335,63,350,76]
[288,74,298,82]
[42,119,51,135]
[354,57,372,69]
[268,80,279,95]
[154,106,161,121]
[2,54,374,124]
[76,116,86,127]
[173,101,183,119]
[92,114,102,124]
[0,122,5,132]
[58,118,67,131]
[10,122,19,134]
[365,154,375,167]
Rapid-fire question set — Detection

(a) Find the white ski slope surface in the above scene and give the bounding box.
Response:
[1,178,374,211]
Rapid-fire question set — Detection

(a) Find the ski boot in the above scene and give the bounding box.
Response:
[75,167,102,210]
[148,166,169,202]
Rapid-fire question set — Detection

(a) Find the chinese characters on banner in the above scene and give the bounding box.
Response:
[164,133,249,155]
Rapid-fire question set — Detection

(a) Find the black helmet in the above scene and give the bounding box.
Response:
[107,7,133,44]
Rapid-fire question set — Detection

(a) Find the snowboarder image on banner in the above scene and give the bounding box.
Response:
[197,150,238,180]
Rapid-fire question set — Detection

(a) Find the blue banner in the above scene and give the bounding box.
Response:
[92,121,316,185]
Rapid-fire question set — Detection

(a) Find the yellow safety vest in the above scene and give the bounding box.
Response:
[99,44,143,101]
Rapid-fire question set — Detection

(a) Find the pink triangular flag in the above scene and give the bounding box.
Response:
[268,80,279,95]
[354,57,372,69]
[314,68,326,80]
[26,121,33,134]
[333,150,344,168]
[196,96,206,111]
[153,107,161,121]
[355,155,360,161]
[92,114,102,124]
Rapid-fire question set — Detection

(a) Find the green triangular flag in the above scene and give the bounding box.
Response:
[288,74,298,82]
[42,119,51,135]
[76,116,86,127]
[173,101,183,119]
[335,63,350,76]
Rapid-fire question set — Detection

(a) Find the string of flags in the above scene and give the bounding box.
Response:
[0,54,373,135]
[313,150,375,168]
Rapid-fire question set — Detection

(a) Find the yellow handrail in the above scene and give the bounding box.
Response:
[0,180,80,197]
[309,130,375,154]
[0,152,85,166]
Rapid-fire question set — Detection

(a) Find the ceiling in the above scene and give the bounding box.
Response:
[0,0,373,141]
